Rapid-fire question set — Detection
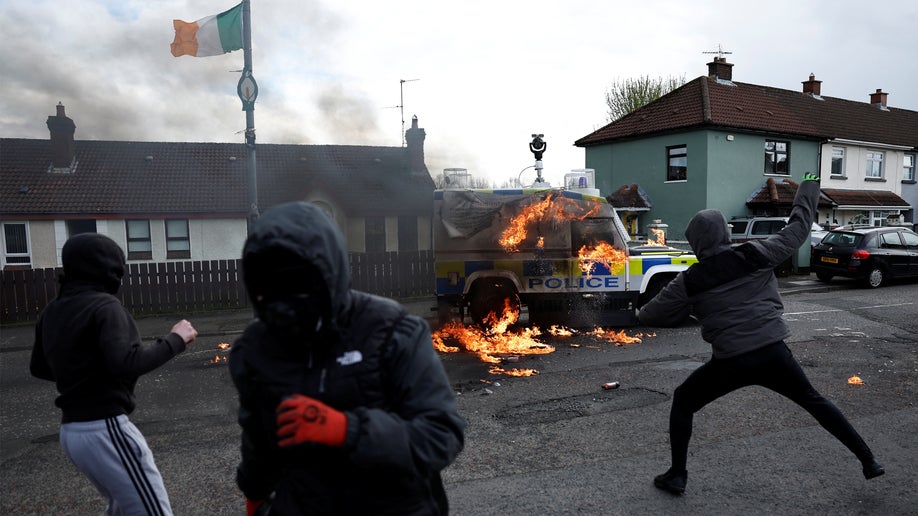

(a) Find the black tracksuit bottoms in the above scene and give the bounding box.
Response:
[668,340,873,471]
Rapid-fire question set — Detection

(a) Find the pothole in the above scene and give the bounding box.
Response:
[496,387,668,425]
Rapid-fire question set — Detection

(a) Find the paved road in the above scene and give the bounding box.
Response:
[2,276,916,514]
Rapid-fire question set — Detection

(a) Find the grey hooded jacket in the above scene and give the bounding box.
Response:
[638,180,820,358]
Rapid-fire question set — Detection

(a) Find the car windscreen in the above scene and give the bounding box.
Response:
[822,232,862,246]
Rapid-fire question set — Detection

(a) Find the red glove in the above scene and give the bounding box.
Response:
[246,498,263,516]
[276,394,347,447]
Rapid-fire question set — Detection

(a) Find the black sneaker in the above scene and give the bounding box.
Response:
[654,468,687,494]
[863,459,885,479]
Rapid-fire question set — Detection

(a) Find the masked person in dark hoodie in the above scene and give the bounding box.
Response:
[30,233,198,515]
[229,202,465,516]
[638,173,884,495]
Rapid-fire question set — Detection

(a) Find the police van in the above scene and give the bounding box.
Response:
[433,169,696,328]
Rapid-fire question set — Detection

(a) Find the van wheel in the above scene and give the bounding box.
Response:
[862,266,885,288]
[816,272,833,283]
[638,275,672,308]
[468,281,520,328]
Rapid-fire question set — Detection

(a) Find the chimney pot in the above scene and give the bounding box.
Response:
[405,115,427,176]
[47,102,76,169]
[802,73,822,96]
[707,58,734,82]
[869,88,888,109]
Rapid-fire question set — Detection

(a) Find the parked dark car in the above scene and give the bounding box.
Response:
[810,226,918,288]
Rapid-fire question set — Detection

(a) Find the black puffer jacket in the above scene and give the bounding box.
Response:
[229,203,465,515]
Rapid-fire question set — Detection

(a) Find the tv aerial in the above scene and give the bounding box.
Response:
[383,79,420,146]
[702,44,732,59]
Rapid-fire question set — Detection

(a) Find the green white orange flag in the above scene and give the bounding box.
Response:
[171,3,243,57]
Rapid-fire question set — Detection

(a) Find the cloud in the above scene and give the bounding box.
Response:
[2,0,917,188]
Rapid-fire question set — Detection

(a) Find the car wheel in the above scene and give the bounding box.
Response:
[816,272,833,283]
[862,266,885,288]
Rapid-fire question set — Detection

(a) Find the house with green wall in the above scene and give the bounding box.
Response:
[576,58,917,243]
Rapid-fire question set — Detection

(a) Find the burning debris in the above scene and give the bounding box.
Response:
[209,342,231,364]
[431,298,649,376]
[432,321,554,365]
[489,366,540,377]
[848,375,865,385]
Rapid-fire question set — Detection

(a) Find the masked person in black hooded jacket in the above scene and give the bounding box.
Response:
[638,174,884,495]
[30,233,198,515]
[229,202,465,516]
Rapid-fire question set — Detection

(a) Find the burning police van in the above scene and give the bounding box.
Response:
[433,167,697,328]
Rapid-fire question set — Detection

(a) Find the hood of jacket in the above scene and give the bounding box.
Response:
[685,209,733,260]
[242,202,351,319]
[60,233,126,295]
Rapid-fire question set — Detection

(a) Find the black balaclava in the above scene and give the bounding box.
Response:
[60,233,126,295]
[244,247,332,341]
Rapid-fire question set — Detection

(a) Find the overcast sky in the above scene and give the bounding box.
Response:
[2,0,917,188]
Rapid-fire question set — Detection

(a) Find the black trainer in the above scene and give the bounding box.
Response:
[863,459,885,479]
[654,468,687,494]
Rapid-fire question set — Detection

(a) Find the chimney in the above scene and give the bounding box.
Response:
[802,73,822,96]
[707,57,733,81]
[869,88,888,110]
[405,115,428,176]
[46,102,76,168]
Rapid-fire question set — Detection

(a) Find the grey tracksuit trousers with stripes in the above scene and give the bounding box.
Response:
[60,415,172,516]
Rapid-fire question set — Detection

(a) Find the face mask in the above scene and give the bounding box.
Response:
[260,293,328,340]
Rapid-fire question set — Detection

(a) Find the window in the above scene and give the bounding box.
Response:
[865,151,884,178]
[125,220,152,261]
[397,216,418,251]
[764,140,790,175]
[901,231,918,248]
[904,153,916,182]
[666,145,687,181]
[67,219,97,237]
[365,218,386,253]
[831,147,845,177]
[2,222,31,267]
[878,231,902,249]
[165,219,190,259]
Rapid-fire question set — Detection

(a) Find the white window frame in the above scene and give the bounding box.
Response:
[830,147,845,177]
[904,153,916,182]
[865,150,884,178]
[2,222,32,268]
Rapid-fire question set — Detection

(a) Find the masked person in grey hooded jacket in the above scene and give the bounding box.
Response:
[638,174,883,495]
[229,202,465,516]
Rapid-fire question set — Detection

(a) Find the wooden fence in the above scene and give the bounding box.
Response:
[1,251,434,324]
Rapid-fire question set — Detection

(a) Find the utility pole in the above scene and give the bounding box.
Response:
[239,0,259,234]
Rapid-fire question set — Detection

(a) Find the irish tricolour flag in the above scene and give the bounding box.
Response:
[171,3,243,57]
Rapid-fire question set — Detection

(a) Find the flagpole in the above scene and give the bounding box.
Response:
[241,0,258,233]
